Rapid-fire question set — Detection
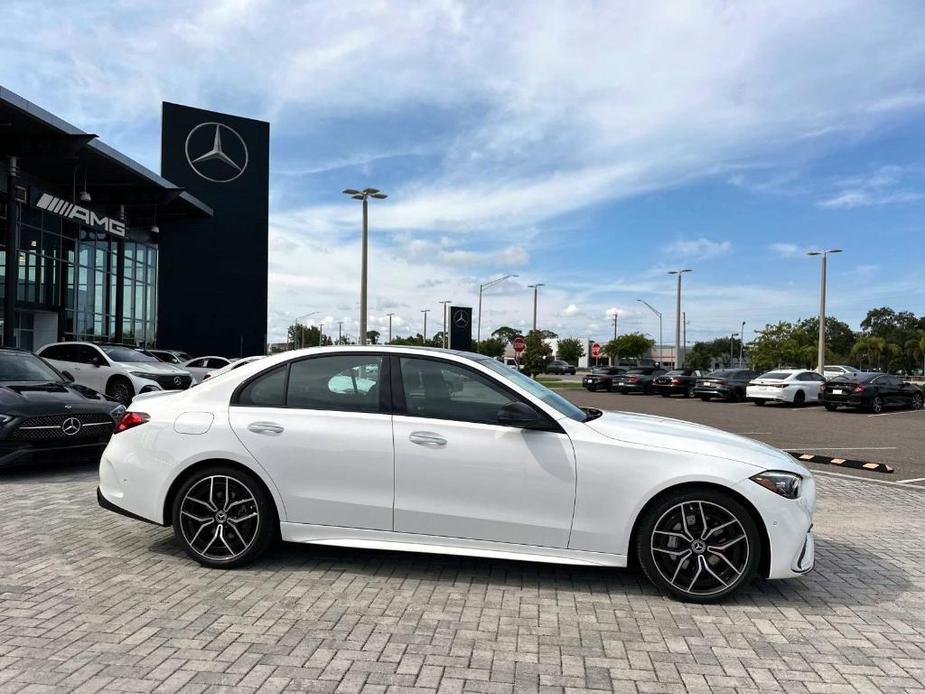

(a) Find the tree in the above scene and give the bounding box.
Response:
[795,317,856,363]
[491,326,520,345]
[603,332,655,361]
[520,329,552,376]
[556,337,585,365]
[476,337,505,359]
[366,330,381,345]
[288,323,331,348]
[540,329,559,340]
[687,336,747,370]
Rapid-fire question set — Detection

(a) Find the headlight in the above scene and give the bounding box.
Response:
[130,371,158,379]
[751,471,802,499]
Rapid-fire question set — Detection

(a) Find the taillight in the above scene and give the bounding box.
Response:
[114,411,150,434]
[853,385,864,393]
[629,376,639,382]
[670,378,681,384]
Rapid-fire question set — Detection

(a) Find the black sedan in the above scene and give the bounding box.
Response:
[613,367,667,394]
[0,348,125,468]
[653,369,704,398]
[693,369,758,402]
[546,360,576,375]
[582,366,626,391]
[821,372,923,413]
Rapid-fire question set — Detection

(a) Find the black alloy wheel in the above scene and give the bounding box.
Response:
[106,378,134,406]
[870,396,884,414]
[792,390,806,406]
[686,386,696,398]
[910,392,923,410]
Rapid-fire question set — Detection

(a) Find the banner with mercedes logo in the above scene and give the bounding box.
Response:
[159,102,269,357]
[448,306,473,352]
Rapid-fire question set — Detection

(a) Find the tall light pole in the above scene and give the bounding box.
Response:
[730,332,738,367]
[527,283,545,331]
[739,321,746,366]
[337,321,343,344]
[294,311,318,350]
[668,269,691,369]
[342,187,388,345]
[421,309,430,344]
[439,300,452,348]
[477,274,518,351]
[611,312,618,341]
[808,249,843,375]
[637,299,663,364]
[683,312,688,364]
[385,312,395,343]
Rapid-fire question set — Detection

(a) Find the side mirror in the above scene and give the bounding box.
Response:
[90,356,102,367]
[61,370,75,382]
[497,402,543,429]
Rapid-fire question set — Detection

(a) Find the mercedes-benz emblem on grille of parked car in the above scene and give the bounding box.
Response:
[61,417,82,436]
[174,376,182,386]
[185,122,248,183]
[453,310,469,328]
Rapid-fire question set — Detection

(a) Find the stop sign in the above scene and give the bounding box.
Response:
[513,336,526,353]
[591,342,601,357]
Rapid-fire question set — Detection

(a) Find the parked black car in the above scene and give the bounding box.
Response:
[582,366,626,391]
[821,372,923,413]
[0,348,125,468]
[546,360,576,375]
[693,369,758,402]
[653,369,704,398]
[613,367,667,394]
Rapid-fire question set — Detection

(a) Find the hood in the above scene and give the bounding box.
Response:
[0,381,118,415]
[117,362,188,375]
[585,410,806,473]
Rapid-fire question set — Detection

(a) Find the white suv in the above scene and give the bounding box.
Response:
[38,342,193,405]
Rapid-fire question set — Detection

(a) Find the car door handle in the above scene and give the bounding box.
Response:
[409,431,447,447]
[247,421,284,435]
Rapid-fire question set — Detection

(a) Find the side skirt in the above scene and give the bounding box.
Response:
[280,522,626,567]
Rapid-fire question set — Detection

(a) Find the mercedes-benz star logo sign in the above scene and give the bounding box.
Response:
[185,122,249,183]
[61,417,82,436]
[453,310,469,328]
[173,376,182,386]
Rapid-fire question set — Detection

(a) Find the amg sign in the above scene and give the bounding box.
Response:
[31,190,126,237]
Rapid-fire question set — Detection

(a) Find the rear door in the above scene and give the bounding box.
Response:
[229,353,395,529]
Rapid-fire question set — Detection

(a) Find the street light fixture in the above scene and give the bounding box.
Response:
[739,320,746,367]
[667,269,692,367]
[439,300,452,348]
[294,311,318,350]
[342,187,388,345]
[385,312,395,343]
[807,249,843,375]
[527,283,545,332]
[636,299,663,364]
[477,274,519,351]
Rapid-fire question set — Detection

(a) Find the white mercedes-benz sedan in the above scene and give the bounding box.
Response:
[98,346,815,602]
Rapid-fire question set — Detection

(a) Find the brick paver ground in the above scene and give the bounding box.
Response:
[1,463,923,693]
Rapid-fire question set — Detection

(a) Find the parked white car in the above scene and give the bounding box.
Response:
[823,364,861,378]
[197,355,266,383]
[38,342,193,405]
[746,369,827,406]
[98,346,815,602]
[149,349,193,365]
[182,356,234,383]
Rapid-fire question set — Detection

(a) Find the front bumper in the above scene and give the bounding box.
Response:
[0,440,108,468]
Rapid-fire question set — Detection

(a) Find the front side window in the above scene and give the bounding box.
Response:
[287,355,383,413]
[400,357,516,424]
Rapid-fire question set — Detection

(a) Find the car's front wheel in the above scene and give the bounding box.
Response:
[869,396,884,414]
[636,488,760,603]
[106,377,134,406]
[910,392,923,410]
[171,465,275,569]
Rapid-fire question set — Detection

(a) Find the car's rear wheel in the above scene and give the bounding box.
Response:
[106,377,134,406]
[686,386,695,398]
[753,399,764,406]
[172,465,274,568]
[700,396,711,402]
[792,390,805,407]
[636,488,760,603]
[911,392,923,410]
[870,396,884,414]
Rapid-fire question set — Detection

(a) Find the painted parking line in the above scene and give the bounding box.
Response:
[867,409,925,418]
[897,477,925,485]
[781,447,897,451]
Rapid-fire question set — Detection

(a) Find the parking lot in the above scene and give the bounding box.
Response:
[562,385,925,486]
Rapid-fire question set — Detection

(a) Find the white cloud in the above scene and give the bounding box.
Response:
[563,304,580,316]
[663,237,732,260]
[817,165,924,209]
[769,243,802,257]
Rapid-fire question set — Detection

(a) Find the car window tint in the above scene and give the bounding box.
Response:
[237,365,288,407]
[40,345,69,361]
[287,355,383,413]
[74,345,101,364]
[400,357,516,424]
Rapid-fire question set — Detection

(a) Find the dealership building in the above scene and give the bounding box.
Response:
[0,86,268,356]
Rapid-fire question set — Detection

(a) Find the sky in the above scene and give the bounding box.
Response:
[4,0,925,346]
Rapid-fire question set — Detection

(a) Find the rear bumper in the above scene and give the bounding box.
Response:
[615,382,648,392]
[746,387,788,402]
[653,384,689,394]
[97,486,162,525]
[0,440,108,468]
[694,387,732,398]
[822,394,864,407]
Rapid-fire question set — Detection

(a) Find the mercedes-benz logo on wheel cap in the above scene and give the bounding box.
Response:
[61,417,82,436]
[185,122,248,183]
[453,310,469,328]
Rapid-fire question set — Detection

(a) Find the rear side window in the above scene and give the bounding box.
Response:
[236,365,288,407]
[287,355,383,413]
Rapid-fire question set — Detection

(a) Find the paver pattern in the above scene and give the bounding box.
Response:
[1,463,923,693]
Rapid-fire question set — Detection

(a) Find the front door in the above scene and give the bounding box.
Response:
[229,353,394,529]
[392,355,576,548]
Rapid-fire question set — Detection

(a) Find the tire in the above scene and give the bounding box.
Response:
[588,386,597,392]
[635,487,760,603]
[753,399,765,406]
[792,390,805,407]
[824,403,838,411]
[606,383,614,392]
[700,396,711,402]
[686,386,696,399]
[870,396,884,414]
[911,392,923,410]
[106,377,134,406]
[661,392,670,398]
[171,464,275,569]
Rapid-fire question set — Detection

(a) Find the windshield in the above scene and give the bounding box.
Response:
[101,346,159,363]
[479,357,586,422]
[0,351,64,382]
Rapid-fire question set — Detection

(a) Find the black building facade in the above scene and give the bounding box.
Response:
[0,87,269,356]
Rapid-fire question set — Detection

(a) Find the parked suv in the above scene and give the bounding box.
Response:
[38,342,193,405]
[653,369,704,398]
[545,360,576,375]
[694,369,758,402]
[612,367,667,394]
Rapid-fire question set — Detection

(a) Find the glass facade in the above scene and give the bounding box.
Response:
[1,200,158,350]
